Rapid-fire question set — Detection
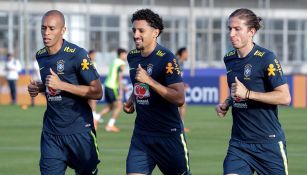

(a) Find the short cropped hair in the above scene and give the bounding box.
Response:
[43,10,65,26]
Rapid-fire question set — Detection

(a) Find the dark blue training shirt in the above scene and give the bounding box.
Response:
[36,40,100,135]
[128,43,184,136]
[224,44,287,143]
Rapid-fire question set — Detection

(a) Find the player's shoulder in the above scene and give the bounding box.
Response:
[62,40,87,57]
[128,49,141,57]
[127,49,141,61]
[223,49,237,62]
[36,47,48,59]
[154,44,176,62]
[252,44,276,61]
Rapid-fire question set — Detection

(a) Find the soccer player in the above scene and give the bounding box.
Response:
[87,49,101,127]
[27,10,102,175]
[5,53,22,105]
[124,9,191,175]
[96,48,127,132]
[216,8,291,175]
[176,47,190,132]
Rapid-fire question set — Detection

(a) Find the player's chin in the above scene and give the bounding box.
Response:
[135,44,144,50]
[43,42,53,47]
[231,43,241,49]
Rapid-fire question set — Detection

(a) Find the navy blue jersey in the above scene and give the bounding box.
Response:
[36,40,100,135]
[224,44,287,143]
[128,44,183,136]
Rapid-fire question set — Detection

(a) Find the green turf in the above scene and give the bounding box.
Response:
[0,105,306,175]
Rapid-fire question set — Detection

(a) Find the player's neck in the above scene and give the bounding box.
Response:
[237,42,254,58]
[47,39,64,55]
[141,42,157,57]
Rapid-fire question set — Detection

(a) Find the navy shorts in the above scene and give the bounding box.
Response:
[126,133,191,175]
[224,140,288,175]
[40,130,100,175]
[104,86,119,104]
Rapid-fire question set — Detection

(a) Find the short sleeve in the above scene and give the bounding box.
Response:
[163,54,183,85]
[75,49,100,84]
[263,53,287,89]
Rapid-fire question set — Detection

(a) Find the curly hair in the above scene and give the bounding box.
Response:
[131,9,164,36]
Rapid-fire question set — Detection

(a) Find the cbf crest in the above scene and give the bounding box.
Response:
[57,60,65,74]
[244,64,252,80]
[147,64,153,75]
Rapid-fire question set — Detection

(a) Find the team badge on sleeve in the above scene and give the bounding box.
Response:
[173,59,181,75]
[267,58,283,76]
[166,62,174,74]
[81,59,90,70]
[166,59,181,75]
[274,58,283,75]
[267,64,276,76]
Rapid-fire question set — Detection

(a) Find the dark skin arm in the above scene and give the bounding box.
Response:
[28,80,45,97]
[45,68,102,100]
[123,93,135,114]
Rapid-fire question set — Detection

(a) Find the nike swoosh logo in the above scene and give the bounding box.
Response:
[129,68,136,71]
[39,67,45,71]
[226,70,232,74]
[92,168,98,174]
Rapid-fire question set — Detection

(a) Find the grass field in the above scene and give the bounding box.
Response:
[0,105,306,175]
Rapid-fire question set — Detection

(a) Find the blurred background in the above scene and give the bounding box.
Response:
[0,0,307,71]
[0,0,307,107]
[1,0,307,73]
[0,1,307,175]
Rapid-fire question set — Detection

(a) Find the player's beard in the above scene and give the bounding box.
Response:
[134,37,144,50]
[135,43,144,51]
[136,46,144,51]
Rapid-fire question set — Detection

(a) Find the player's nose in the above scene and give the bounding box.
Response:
[229,29,235,37]
[42,28,50,36]
[133,30,140,38]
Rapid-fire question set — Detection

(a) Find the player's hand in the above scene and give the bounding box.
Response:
[231,77,248,100]
[45,68,62,90]
[28,79,39,97]
[215,102,229,118]
[123,100,135,114]
[135,64,151,84]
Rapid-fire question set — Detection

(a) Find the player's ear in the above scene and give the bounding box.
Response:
[153,29,159,38]
[61,26,66,35]
[249,27,256,38]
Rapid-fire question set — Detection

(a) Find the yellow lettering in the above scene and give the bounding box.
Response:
[226,50,235,57]
[130,49,140,54]
[156,50,166,57]
[254,50,265,57]
[64,46,76,53]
